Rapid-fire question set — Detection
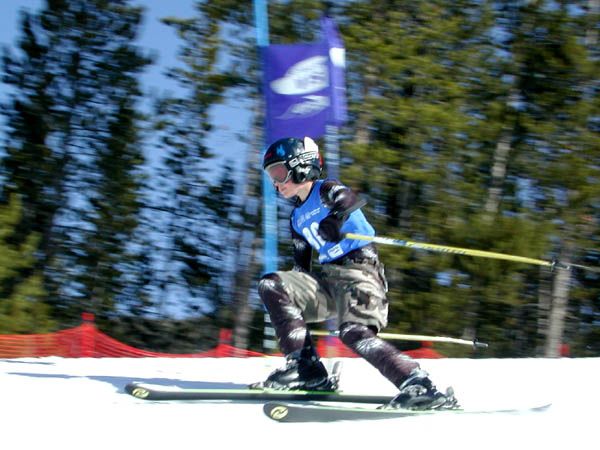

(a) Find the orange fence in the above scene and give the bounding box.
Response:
[0,314,442,359]
[0,314,265,358]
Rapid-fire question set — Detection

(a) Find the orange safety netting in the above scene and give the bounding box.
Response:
[0,318,265,358]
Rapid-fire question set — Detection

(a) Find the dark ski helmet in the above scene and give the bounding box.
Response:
[263,137,322,184]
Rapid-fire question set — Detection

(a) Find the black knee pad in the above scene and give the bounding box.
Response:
[258,273,293,312]
[258,273,284,296]
[339,322,376,347]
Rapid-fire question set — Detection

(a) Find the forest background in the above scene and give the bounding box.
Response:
[0,0,598,358]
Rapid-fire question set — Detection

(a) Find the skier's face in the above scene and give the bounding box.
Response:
[274,177,295,198]
[265,162,292,184]
[265,162,312,201]
[276,179,312,201]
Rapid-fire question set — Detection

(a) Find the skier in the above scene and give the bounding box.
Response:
[252,136,457,410]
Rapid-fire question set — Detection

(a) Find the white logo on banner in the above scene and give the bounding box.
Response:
[270,55,330,120]
[278,95,329,119]
[270,56,329,95]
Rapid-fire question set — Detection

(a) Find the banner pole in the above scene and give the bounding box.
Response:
[254,0,278,352]
[325,124,340,180]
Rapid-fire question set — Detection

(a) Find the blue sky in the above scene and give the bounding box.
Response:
[0,0,251,176]
[1,0,190,102]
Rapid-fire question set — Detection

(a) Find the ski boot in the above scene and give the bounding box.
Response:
[385,369,458,410]
[249,351,338,391]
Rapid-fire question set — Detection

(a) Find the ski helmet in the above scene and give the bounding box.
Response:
[263,137,322,184]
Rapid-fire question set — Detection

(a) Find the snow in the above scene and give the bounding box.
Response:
[1,356,596,449]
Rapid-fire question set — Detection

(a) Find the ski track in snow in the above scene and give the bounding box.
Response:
[1,356,596,449]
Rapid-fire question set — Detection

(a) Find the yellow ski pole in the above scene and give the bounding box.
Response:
[345,233,600,273]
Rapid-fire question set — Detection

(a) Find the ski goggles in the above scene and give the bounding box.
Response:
[265,162,292,184]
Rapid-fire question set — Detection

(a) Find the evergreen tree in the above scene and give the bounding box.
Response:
[153,2,269,347]
[337,1,525,350]
[0,194,53,333]
[76,99,151,321]
[498,0,600,356]
[63,0,596,356]
[1,0,153,325]
[148,5,248,317]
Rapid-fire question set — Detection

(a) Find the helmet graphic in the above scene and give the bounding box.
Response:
[263,137,322,184]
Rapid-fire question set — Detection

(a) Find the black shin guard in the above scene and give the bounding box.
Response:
[258,273,307,355]
[339,322,419,388]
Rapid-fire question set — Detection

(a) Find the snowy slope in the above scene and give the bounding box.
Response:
[1,356,596,450]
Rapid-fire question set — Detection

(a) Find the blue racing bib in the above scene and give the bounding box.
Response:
[291,180,375,263]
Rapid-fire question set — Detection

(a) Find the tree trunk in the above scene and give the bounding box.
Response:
[232,231,261,351]
[462,129,512,340]
[484,131,512,216]
[544,246,573,357]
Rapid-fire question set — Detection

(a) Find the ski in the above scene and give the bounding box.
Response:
[125,382,394,404]
[263,401,553,423]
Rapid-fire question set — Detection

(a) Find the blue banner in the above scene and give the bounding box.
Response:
[262,16,347,144]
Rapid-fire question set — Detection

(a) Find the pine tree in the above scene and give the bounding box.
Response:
[1,0,153,325]
[500,1,600,356]
[334,0,600,356]
[128,0,599,356]
[337,1,523,349]
[0,194,53,333]
[153,2,269,347]
[76,99,151,321]
[148,4,250,318]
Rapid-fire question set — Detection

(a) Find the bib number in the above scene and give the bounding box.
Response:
[302,223,326,249]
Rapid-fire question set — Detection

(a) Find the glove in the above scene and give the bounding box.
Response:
[318,215,344,242]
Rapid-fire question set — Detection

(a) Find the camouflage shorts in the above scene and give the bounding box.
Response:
[275,261,389,331]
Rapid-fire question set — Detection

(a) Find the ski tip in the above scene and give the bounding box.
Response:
[124,382,153,399]
[263,402,290,422]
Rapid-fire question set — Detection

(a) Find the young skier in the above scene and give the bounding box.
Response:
[252,136,457,410]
